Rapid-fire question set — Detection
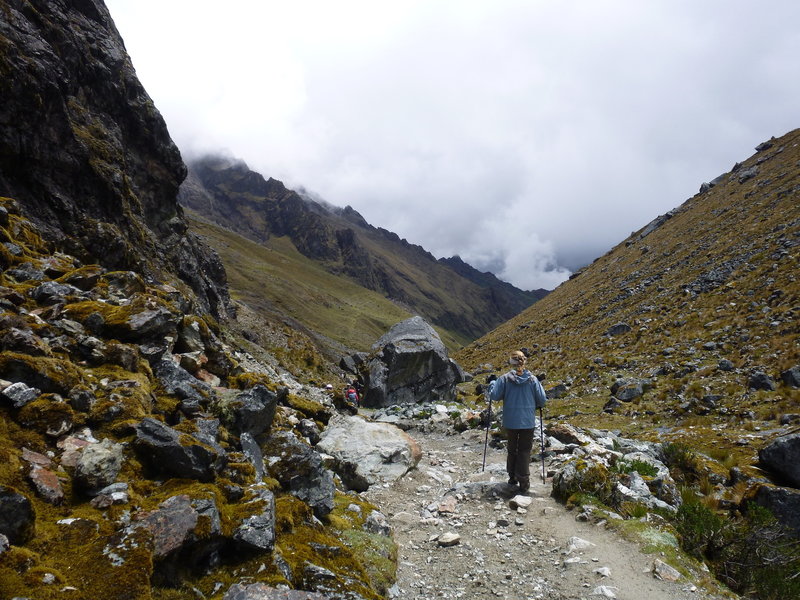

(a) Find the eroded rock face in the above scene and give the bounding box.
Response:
[359,316,465,408]
[0,0,230,318]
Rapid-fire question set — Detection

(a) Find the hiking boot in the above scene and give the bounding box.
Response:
[518,480,530,494]
[507,477,517,486]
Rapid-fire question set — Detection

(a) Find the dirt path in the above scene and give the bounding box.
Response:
[362,426,733,600]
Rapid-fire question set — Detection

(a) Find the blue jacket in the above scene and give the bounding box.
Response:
[488,369,546,429]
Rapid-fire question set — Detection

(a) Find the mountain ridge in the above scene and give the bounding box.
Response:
[179,155,546,345]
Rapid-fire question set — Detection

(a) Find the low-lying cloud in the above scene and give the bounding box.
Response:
[107,0,800,290]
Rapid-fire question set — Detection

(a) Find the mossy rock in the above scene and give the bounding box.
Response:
[329,492,398,595]
[17,394,76,436]
[62,295,180,342]
[284,394,331,424]
[0,352,86,394]
[230,372,276,391]
[273,496,383,599]
[553,458,614,505]
[56,264,105,291]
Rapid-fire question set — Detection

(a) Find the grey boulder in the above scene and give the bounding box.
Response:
[360,316,465,408]
[759,433,800,488]
[317,414,422,492]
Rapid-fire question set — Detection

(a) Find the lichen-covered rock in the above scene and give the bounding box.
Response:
[223,583,328,600]
[0,486,35,544]
[263,431,335,518]
[74,438,125,497]
[132,493,222,560]
[610,378,652,401]
[0,381,40,407]
[233,486,276,552]
[230,385,280,437]
[134,417,226,482]
[152,357,213,402]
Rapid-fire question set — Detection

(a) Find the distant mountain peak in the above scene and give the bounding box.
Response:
[180,154,545,343]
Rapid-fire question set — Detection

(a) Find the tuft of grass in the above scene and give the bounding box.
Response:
[612,458,659,478]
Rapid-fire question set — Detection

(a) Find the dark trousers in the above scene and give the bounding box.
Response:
[506,428,534,485]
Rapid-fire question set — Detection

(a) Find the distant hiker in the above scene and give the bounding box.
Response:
[487,349,547,493]
[345,385,360,407]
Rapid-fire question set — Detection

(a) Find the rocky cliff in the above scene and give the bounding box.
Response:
[0,2,398,598]
[0,0,230,318]
[180,155,543,344]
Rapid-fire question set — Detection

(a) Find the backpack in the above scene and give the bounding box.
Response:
[346,388,358,401]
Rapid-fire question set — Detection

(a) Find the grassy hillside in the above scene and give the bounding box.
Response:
[187,210,465,353]
[180,158,542,345]
[456,128,799,462]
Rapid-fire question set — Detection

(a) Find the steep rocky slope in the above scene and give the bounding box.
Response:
[0,200,395,599]
[455,128,800,597]
[0,0,229,318]
[0,2,397,598]
[456,128,799,449]
[179,156,546,345]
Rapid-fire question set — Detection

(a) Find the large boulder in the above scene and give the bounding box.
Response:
[752,484,800,537]
[759,433,800,487]
[359,316,465,408]
[317,414,422,491]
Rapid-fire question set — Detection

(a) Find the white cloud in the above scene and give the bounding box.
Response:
[106,0,800,289]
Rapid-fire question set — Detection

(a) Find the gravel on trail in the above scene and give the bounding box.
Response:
[362,426,734,600]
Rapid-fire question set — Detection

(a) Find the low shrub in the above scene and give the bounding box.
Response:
[675,501,800,599]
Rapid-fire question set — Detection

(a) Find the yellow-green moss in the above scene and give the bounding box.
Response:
[0,352,86,394]
[17,394,77,434]
[284,394,330,424]
[229,372,277,390]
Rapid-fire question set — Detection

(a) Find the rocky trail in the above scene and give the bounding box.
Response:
[362,426,733,600]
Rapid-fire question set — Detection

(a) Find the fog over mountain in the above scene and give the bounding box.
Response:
[106,0,800,289]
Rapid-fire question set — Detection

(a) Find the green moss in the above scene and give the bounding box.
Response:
[328,492,398,595]
[62,294,179,342]
[17,394,76,434]
[284,393,330,424]
[555,459,613,505]
[230,372,276,390]
[0,352,86,394]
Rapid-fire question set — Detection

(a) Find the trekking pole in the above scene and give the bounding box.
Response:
[481,389,492,472]
[538,406,546,483]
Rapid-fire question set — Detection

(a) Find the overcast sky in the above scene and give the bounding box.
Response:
[105,0,799,291]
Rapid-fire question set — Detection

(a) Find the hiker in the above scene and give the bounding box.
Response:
[487,349,547,493]
[345,385,360,407]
